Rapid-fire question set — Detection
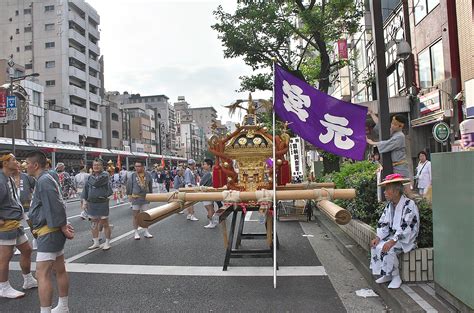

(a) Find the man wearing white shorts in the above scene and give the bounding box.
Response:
[27,151,74,313]
[81,158,113,250]
[0,151,37,299]
[127,161,154,240]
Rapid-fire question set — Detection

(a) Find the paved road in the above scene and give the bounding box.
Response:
[2,196,387,312]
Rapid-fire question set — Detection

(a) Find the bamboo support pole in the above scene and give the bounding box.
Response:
[316,200,352,225]
[137,201,196,228]
[278,182,335,189]
[146,188,355,203]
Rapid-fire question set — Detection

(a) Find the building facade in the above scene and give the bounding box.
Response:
[0,0,103,146]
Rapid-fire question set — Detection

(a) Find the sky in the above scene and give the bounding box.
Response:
[86,0,271,123]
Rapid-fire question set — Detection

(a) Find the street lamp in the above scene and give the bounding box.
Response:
[7,58,40,155]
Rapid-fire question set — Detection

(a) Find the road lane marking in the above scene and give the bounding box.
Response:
[401,285,438,312]
[9,262,326,277]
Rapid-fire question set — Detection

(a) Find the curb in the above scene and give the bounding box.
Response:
[313,211,426,313]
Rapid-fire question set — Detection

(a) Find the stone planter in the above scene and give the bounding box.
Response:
[338,219,434,282]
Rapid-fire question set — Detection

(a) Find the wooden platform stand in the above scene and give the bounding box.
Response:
[216,204,279,271]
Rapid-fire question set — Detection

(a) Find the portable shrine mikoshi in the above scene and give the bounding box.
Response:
[139,94,356,270]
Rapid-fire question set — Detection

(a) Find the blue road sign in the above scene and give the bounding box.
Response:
[6,96,16,109]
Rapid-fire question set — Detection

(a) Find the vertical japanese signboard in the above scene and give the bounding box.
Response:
[0,90,7,124]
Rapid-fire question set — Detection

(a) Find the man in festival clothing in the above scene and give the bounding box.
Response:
[26,150,74,312]
[200,159,218,229]
[366,111,410,178]
[0,151,37,299]
[126,160,154,240]
[370,173,419,289]
[82,158,113,250]
[183,159,199,221]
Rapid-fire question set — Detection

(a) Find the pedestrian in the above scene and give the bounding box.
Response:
[414,151,432,196]
[200,159,218,228]
[126,161,154,240]
[0,151,37,299]
[366,111,410,178]
[26,150,74,312]
[112,167,124,204]
[81,158,113,251]
[370,173,419,289]
[74,166,89,195]
[173,167,185,191]
[183,159,199,221]
[163,169,171,192]
[13,161,38,251]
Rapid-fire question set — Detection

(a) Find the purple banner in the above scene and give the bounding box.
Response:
[274,63,367,160]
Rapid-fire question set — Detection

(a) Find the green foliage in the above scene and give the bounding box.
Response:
[319,161,379,223]
[237,73,273,92]
[212,1,364,93]
[416,198,433,248]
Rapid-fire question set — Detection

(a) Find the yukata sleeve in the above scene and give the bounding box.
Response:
[126,174,132,195]
[39,180,67,228]
[393,200,419,245]
[147,174,153,193]
[0,184,8,219]
[184,171,192,186]
[376,134,403,154]
[376,204,391,240]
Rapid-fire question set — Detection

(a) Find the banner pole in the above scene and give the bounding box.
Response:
[272,60,277,289]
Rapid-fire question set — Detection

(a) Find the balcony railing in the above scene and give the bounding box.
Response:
[68,85,87,100]
[68,10,86,28]
[68,28,86,46]
[68,47,86,64]
[69,66,87,81]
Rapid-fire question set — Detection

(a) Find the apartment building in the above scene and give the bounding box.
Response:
[0,0,103,146]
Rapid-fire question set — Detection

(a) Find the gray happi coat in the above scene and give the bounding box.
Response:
[29,171,67,252]
[126,172,153,205]
[19,172,35,211]
[0,171,24,240]
[82,171,113,217]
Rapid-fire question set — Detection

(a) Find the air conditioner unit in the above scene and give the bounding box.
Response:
[124,146,131,152]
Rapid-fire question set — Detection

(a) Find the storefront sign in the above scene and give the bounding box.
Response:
[0,90,7,124]
[337,39,348,60]
[432,122,450,143]
[460,119,474,150]
[419,90,440,115]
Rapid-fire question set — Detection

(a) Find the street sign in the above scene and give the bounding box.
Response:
[6,96,17,121]
[432,122,450,143]
[0,90,6,124]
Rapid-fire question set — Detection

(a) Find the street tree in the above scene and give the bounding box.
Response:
[212,1,363,173]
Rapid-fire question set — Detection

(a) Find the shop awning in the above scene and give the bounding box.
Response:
[356,96,410,113]
[411,111,445,127]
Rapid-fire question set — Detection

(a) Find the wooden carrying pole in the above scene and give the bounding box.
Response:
[146,188,355,203]
[317,200,352,225]
[137,201,196,228]
[278,182,335,190]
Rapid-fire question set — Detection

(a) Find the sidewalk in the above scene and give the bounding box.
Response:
[313,211,456,313]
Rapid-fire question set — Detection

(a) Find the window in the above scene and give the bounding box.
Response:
[46,80,56,87]
[24,45,32,51]
[33,115,41,130]
[45,5,54,12]
[16,28,20,34]
[45,61,55,68]
[414,0,440,24]
[50,122,60,128]
[33,91,41,106]
[47,99,56,108]
[62,124,69,130]
[45,23,55,31]
[15,10,19,16]
[24,26,31,32]
[24,8,31,14]
[16,47,20,52]
[112,130,119,139]
[25,63,32,69]
[45,42,55,48]
[111,113,119,121]
[418,40,444,88]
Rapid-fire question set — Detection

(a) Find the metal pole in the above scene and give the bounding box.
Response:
[370,0,393,177]
[51,151,56,169]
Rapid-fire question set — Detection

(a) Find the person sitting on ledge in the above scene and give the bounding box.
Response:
[370,173,420,289]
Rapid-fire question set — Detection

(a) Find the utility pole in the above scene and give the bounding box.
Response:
[370,0,393,177]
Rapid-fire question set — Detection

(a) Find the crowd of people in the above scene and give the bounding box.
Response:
[0,116,429,311]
